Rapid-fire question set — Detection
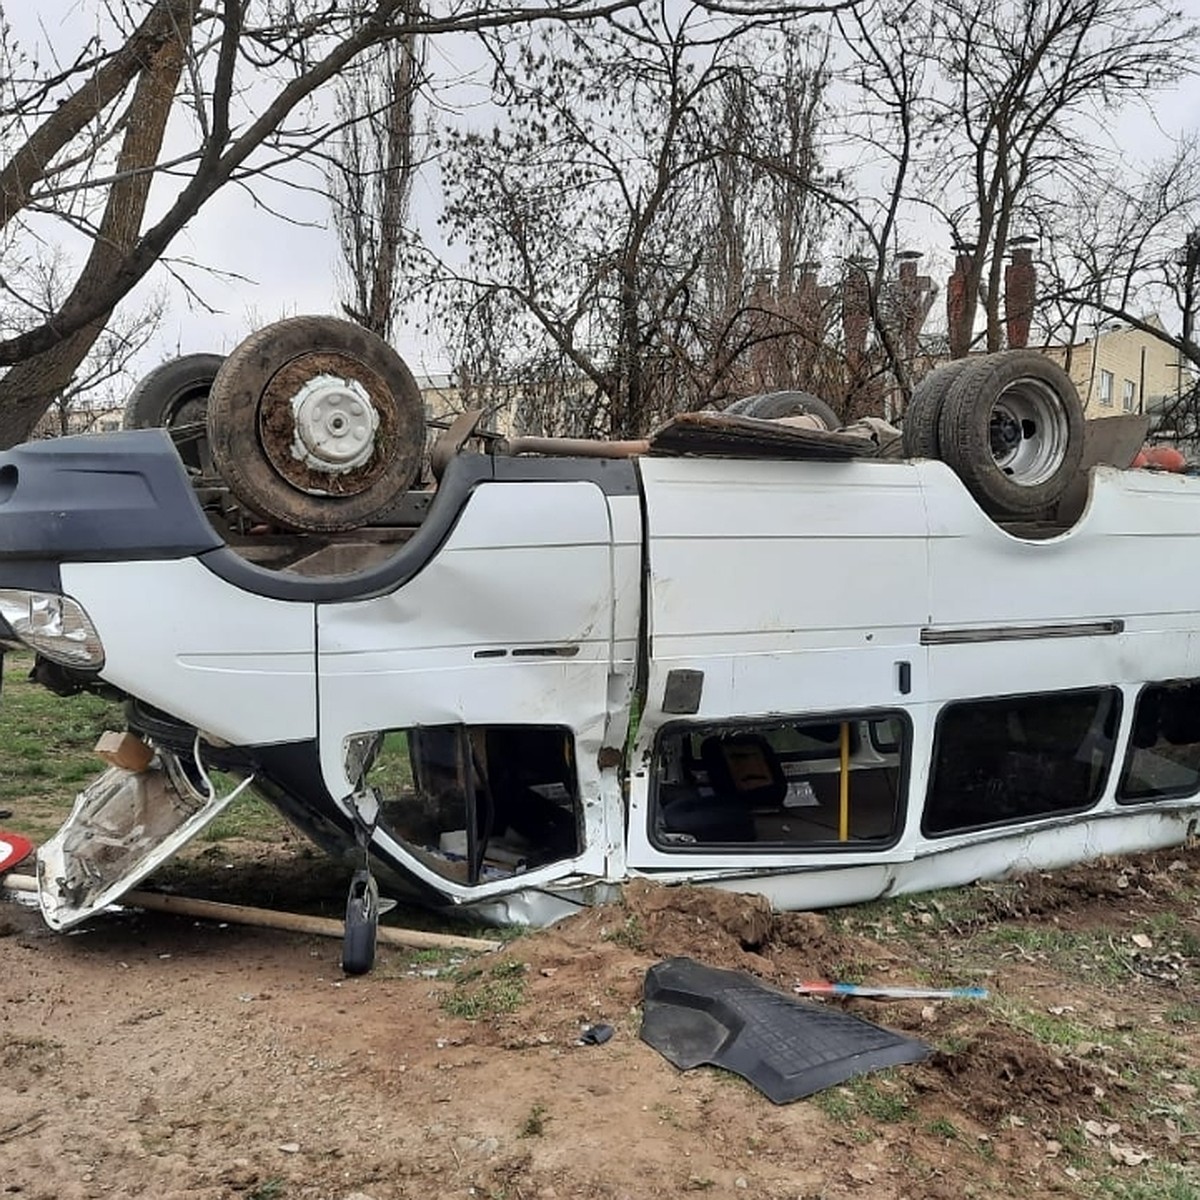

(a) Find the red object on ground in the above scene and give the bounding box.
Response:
[0,831,34,874]
[1131,449,1150,469]
[1144,446,1187,472]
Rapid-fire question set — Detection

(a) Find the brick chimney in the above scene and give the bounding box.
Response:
[1004,236,1037,350]
[896,250,924,362]
[842,259,871,366]
[946,245,974,359]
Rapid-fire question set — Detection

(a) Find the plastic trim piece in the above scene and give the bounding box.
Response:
[0,430,223,561]
[640,957,930,1103]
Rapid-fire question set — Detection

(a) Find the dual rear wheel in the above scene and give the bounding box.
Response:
[902,350,1084,519]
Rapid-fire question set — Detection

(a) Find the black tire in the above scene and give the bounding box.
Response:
[342,869,379,976]
[937,350,1084,519]
[725,390,841,430]
[207,316,424,532]
[123,353,224,472]
[901,359,973,460]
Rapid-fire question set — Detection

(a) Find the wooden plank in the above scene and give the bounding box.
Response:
[1,873,500,953]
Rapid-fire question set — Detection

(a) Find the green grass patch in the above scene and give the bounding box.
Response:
[1096,1164,1200,1199]
[991,998,1102,1050]
[811,1072,914,1124]
[198,789,291,843]
[441,958,528,1019]
[247,1180,286,1200]
[0,651,125,839]
[519,1103,549,1137]
[602,913,646,951]
[927,1116,960,1140]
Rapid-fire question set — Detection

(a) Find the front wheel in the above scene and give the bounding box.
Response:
[207,316,425,532]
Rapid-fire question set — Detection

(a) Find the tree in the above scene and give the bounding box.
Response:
[0,0,686,448]
[1042,137,1199,438]
[328,6,424,343]
[916,0,1199,359]
[422,8,835,439]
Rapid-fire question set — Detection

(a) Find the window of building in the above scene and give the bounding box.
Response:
[1118,681,1200,803]
[922,688,1120,837]
[651,713,908,850]
[1099,370,1114,407]
[349,724,581,883]
[1122,380,1136,412]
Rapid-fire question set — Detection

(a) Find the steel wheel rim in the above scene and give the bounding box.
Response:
[986,378,1069,486]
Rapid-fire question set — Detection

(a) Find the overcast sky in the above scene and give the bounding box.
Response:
[9,1,1200,395]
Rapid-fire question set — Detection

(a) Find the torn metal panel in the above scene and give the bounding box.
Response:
[36,757,254,930]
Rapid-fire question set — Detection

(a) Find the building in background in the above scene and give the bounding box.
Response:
[1042,319,1190,421]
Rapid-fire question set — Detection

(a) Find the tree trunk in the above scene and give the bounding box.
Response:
[0,23,189,448]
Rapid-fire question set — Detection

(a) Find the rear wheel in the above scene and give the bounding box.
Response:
[901,359,972,460]
[936,350,1084,518]
[206,316,425,532]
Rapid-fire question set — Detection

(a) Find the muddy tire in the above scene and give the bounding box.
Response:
[342,869,379,976]
[901,359,973,460]
[726,390,840,430]
[936,350,1084,518]
[207,316,424,532]
[123,354,224,472]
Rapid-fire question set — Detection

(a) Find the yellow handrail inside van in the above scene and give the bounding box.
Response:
[839,721,850,841]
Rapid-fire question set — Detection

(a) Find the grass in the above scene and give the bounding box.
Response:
[247,1180,286,1200]
[0,649,294,847]
[519,1103,549,1137]
[441,958,528,1019]
[812,1073,914,1124]
[0,650,126,838]
[199,789,291,842]
[602,913,646,951]
[1097,1165,1200,1199]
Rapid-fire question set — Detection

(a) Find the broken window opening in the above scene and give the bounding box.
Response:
[650,713,908,850]
[349,724,582,885]
[1119,680,1200,803]
[922,687,1120,837]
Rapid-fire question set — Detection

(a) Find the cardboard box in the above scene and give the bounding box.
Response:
[94,730,154,773]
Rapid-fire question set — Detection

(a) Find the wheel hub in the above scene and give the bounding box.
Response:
[289,375,379,472]
[256,349,402,499]
[989,408,1023,457]
[987,381,1066,485]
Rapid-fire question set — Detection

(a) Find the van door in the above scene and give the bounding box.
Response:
[315,475,625,902]
[627,455,932,873]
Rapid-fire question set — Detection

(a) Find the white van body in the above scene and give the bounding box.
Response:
[4,431,1199,928]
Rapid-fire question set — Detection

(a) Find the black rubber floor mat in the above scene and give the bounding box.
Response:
[640,956,931,1104]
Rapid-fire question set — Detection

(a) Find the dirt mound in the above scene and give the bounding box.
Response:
[927,1021,1105,1123]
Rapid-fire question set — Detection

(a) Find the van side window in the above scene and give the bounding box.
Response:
[923,688,1120,837]
[348,724,580,884]
[1118,680,1200,803]
[650,713,907,850]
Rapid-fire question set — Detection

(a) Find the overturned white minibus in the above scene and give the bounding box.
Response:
[1,322,1196,952]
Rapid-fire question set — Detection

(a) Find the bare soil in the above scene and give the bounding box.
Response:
[4,839,1200,1200]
